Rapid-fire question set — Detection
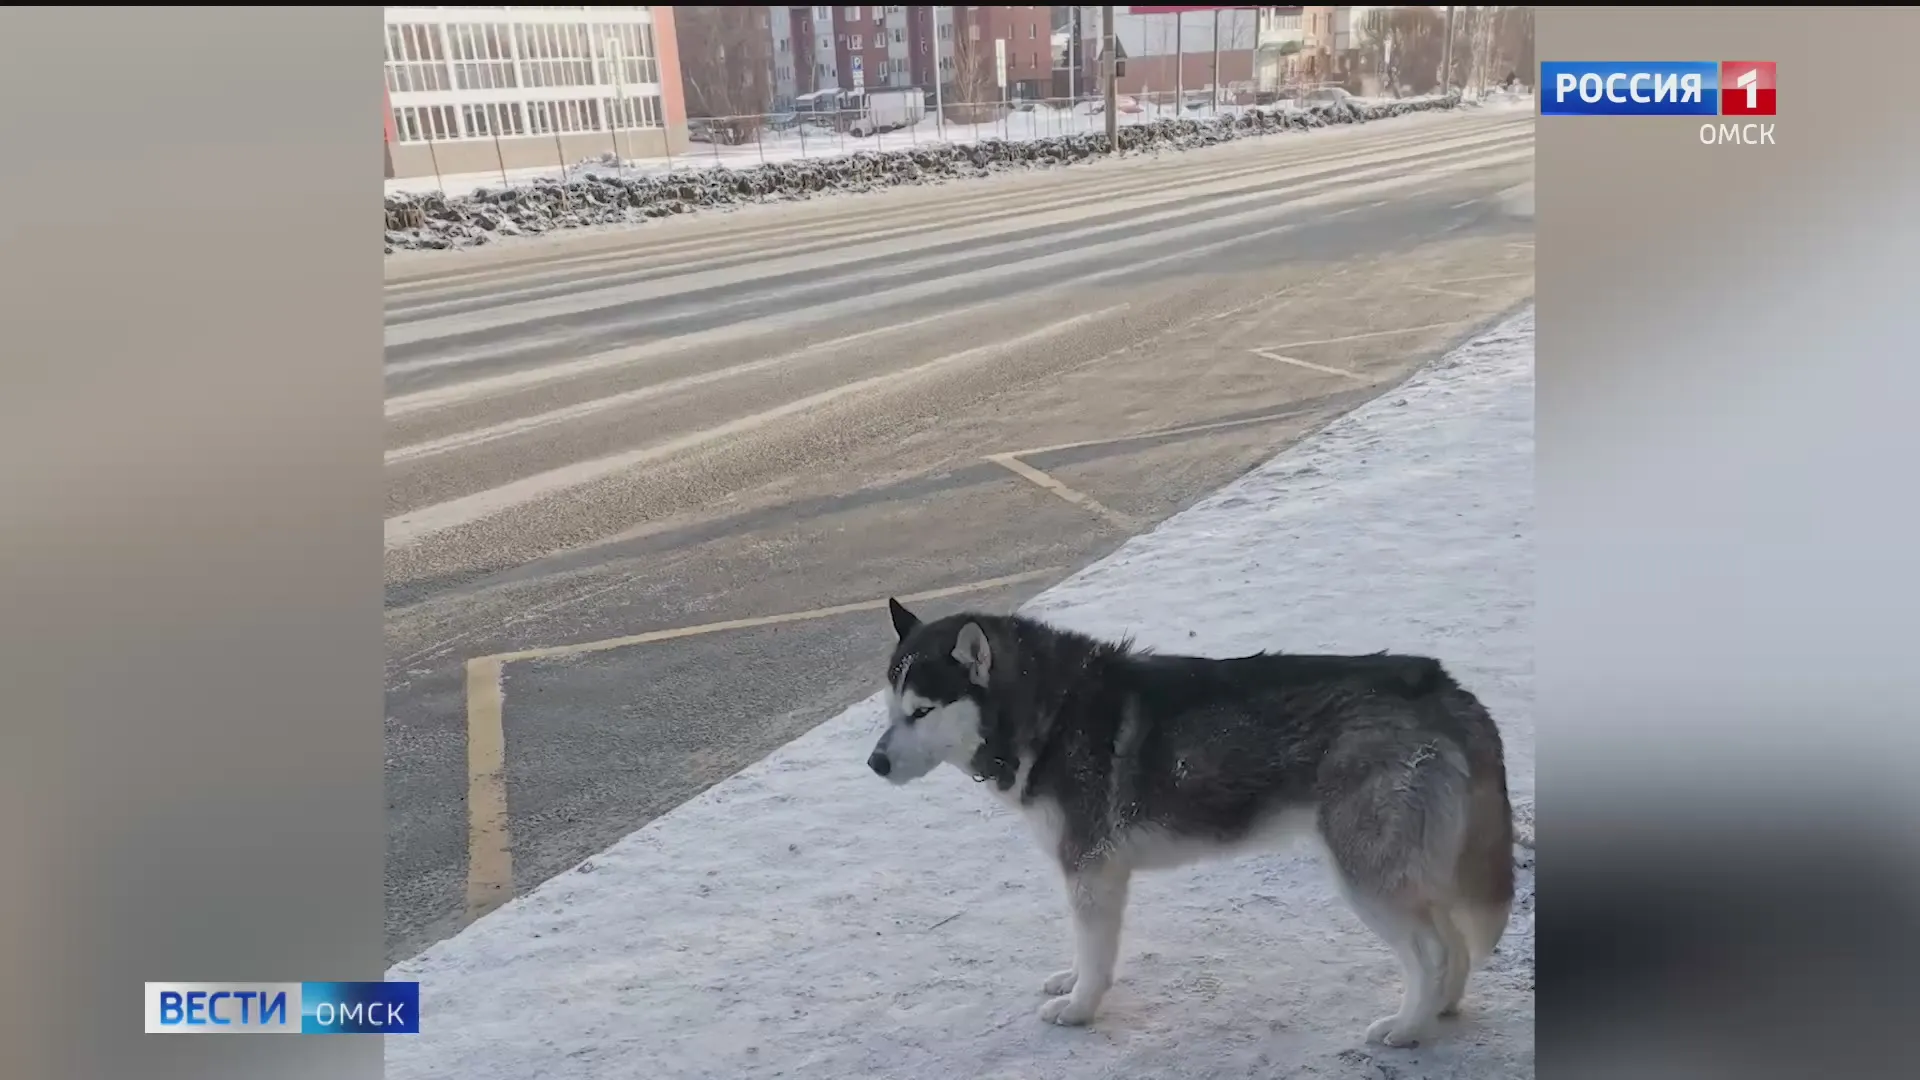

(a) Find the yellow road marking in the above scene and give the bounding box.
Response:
[464,656,511,923]
[460,568,1063,922]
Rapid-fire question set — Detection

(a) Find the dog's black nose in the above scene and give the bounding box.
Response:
[867,751,892,777]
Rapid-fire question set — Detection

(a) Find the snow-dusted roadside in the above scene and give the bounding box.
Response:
[384,92,1531,201]
[389,307,1536,1080]
[384,94,1542,253]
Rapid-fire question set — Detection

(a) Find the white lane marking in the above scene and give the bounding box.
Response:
[1252,351,1377,382]
[384,306,1126,551]
[384,129,1535,349]
[386,302,1003,464]
[1258,320,1470,350]
[386,144,1533,419]
[985,454,1136,530]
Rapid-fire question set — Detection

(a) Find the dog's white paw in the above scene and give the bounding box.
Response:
[1039,994,1097,1027]
[1365,1014,1431,1048]
[1042,969,1079,995]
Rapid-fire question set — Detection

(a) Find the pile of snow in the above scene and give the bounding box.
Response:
[388,308,1536,1080]
[384,93,1469,254]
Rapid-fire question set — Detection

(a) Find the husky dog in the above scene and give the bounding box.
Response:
[868,599,1515,1047]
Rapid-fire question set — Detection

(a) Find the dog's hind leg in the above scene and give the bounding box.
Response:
[1346,895,1455,1046]
[1435,905,1474,1017]
[1039,864,1130,1027]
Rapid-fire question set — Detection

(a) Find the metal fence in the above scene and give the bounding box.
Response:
[386,85,1393,199]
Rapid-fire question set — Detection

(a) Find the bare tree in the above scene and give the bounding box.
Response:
[1216,8,1257,98]
[949,14,998,119]
[1451,6,1487,95]
[674,6,775,125]
[1355,7,1448,97]
[1436,7,1535,97]
[1490,7,1535,88]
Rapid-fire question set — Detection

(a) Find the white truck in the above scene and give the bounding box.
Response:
[847,87,926,138]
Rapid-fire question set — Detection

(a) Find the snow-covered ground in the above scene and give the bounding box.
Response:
[389,308,1537,1079]
[385,90,1531,199]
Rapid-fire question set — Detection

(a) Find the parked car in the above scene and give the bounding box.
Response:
[1302,87,1355,105]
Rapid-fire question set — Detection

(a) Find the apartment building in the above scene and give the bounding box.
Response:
[1254,7,1306,91]
[711,5,1372,117]
[1109,6,1260,98]
[765,4,926,101]
[751,5,1053,109]
[770,7,801,110]
[382,6,687,180]
[1051,6,1101,101]
[1298,6,1341,81]
[937,5,1052,102]
[829,5,922,94]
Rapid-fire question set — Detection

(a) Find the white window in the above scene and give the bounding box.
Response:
[392,104,457,143]
[815,6,831,22]
[512,22,655,90]
[893,27,903,44]
[461,101,527,138]
[851,34,863,50]
[615,95,663,130]
[527,99,607,137]
[968,24,979,42]
[844,6,860,20]
[384,23,453,94]
[530,98,604,134]
[446,24,517,91]
[1030,24,1037,40]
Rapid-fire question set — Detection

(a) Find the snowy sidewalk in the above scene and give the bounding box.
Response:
[390,308,1537,1080]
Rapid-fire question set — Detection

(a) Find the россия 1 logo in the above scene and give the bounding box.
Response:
[1540,61,1776,117]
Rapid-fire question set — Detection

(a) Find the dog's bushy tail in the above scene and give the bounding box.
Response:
[1451,764,1517,967]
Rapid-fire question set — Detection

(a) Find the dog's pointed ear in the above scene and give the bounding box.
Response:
[888,598,920,641]
[952,622,992,686]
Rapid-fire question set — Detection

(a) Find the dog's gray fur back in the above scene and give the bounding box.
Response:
[870,601,1515,1047]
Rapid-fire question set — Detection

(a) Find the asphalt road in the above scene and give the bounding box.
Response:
[383,106,1537,962]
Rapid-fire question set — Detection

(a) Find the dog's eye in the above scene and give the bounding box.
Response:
[906,706,933,723]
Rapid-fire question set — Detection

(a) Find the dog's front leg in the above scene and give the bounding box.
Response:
[1040,864,1130,1026]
